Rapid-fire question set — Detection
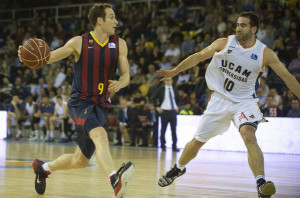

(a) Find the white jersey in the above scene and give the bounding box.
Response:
[205,35,267,102]
[26,102,35,115]
[55,102,66,116]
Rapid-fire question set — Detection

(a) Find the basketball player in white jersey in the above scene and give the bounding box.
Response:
[49,96,68,142]
[157,12,300,198]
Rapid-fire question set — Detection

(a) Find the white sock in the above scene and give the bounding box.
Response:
[42,163,52,173]
[61,132,66,138]
[35,130,39,136]
[256,175,265,181]
[50,131,54,138]
[46,130,50,137]
[109,171,117,179]
[16,130,22,138]
[177,163,185,171]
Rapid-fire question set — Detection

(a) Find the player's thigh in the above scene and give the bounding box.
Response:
[195,112,232,142]
[232,101,263,130]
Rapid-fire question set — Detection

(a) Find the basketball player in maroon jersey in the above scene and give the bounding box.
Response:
[18,3,134,198]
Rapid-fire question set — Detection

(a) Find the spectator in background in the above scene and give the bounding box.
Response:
[146,64,156,87]
[261,95,280,117]
[139,76,150,96]
[147,77,161,103]
[288,47,300,81]
[26,95,41,141]
[159,56,171,70]
[0,77,13,106]
[115,99,134,146]
[256,87,267,108]
[128,58,138,77]
[31,77,47,99]
[154,78,179,152]
[286,99,300,117]
[49,96,68,142]
[38,95,55,142]
[6,95,27,140]
[270,88,282,106]
[179,103,194,115]
[164,43,181,65]
[152,45,163,65]
[0,60,9,80]
[261,25,275,48]
[189,91,203,115]
[181,33,194,57]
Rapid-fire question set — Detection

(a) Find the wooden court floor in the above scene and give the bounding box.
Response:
[0,140,299,198]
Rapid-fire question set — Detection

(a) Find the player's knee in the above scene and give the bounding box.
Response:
[190,138,204,149]
[89,128,108,142]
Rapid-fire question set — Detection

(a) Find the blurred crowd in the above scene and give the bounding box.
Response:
[0,0,300,145]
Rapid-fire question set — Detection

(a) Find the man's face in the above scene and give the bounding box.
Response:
[291,100,299,110]
[236,17,253,42]
[100,8,118,35]
[266,96,273,106]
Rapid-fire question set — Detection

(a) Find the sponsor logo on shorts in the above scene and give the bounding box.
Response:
[249,114,255,119]
[239,112,248,122]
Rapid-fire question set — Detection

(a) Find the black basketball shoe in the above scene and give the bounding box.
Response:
[257,181,276,198]
[158,164,186,187]
[110,161,135,198]
[32,159,51,194]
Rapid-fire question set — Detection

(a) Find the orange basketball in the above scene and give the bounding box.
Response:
[20,38,50,69]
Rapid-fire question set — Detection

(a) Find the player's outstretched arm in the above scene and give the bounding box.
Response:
[108,38,130,94]
[47,36,82,64]
[156,37,228,81]
[265,47,300,99]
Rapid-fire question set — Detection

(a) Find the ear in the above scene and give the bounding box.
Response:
[97,17,104,25]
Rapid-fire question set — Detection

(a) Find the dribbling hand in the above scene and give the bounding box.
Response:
[18,46,23,62]
[108,80,120,94]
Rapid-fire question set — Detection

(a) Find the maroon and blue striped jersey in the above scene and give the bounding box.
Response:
[69,32,119,108]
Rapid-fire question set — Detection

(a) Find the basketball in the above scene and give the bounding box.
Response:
[20,38,50,69]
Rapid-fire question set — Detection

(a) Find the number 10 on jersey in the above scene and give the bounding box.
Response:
[224,78,234,92]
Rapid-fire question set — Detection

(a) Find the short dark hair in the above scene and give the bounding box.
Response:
[239,11,259,34]
[88,3,113,28]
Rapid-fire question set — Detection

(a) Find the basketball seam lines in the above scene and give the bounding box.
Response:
[21,46,39,67]
[21,54,50,62]
[32,39,42,68]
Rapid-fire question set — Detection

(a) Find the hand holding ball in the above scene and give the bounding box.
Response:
[19,38,50,69]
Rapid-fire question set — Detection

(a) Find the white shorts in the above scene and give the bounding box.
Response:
[195,92,263,142]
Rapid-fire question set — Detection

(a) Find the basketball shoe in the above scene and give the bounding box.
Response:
[257,181,276,198]
[110,161,135,198]
[32,159,51,194]
[158,164,186,187]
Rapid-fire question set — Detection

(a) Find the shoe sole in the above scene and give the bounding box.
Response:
[261,182,276,196]
[117,163,135,198]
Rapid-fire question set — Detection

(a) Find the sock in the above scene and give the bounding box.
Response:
[50,131,54,138]
[46,130,50,138]
[177,163,185,171]
[16,130,22,138]
[42,163,52,173]
[61,132,66,138]
[109,171,117,179]
[256,175,266,187]
[35,130,39,136]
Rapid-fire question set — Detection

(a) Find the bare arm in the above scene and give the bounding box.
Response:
[46,36,81,64]
[264,47,300,99]
[108,38,130,93]
[157,38,228,80]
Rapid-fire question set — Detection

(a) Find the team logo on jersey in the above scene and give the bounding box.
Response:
[251,53,258,60]
[238,112,248,122]
[89,39,94,44]
[249,114,255,119]
[228,46,235,54]
[108,43,116,48]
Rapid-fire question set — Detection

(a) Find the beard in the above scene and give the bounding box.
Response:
[236,31,252,42]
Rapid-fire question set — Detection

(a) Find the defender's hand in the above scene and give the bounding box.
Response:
[156,68,178,81]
